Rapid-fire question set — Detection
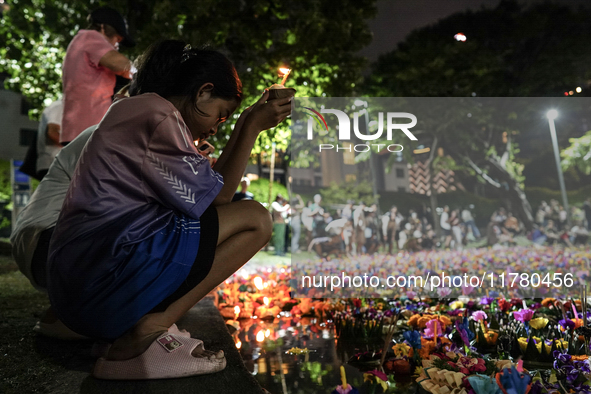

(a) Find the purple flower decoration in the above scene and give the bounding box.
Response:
[472,311,488,322]
[513,309,534,323]
[553,350,571,364]
[559,319,576,330]
[437,287,452,298]
[530,381,545,394]
[455,320,471,346]
[365,369,388,382]
[480,297,494,305]
[424,319,443,338]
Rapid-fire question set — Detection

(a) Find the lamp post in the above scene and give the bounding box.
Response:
[546,109,570,226]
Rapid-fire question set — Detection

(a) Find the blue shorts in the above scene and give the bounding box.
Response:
[48,206,218,340]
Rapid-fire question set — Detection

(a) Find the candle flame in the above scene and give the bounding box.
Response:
[254,276,264,291]
[256,330,265,342]
[265,329,271,338]
[263,297,269,306]
[278,67,291,85]
[234,306,240,315]
[236,339,242,349]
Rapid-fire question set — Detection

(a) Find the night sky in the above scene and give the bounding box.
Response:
[360,0,590,63]
[359,0,591,190]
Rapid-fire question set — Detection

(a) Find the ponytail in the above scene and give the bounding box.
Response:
[130,40,242,105]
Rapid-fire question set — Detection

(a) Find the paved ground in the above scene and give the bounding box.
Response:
[28,298,266,394]
[0,246,289,394]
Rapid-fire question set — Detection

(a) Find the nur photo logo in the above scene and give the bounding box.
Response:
[303,105,418,153]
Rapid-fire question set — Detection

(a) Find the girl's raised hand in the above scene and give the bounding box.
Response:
[244,90,292,133]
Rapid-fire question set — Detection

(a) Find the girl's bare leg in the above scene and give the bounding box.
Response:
[106,200,272,360]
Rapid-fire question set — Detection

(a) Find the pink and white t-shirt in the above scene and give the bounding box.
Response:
[47,94,224,338]
[61,29,117,144]
[51,93,224,251]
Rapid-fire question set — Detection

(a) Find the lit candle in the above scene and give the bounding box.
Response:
[340,365,347,388]
[256,330,265,342]
[254,276,264,291]
[279,67,291,86]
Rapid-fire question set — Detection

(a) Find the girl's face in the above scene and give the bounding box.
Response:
[180,87,239,142]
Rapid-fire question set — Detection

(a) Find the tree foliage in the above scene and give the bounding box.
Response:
[561,131,591,175]
[319,179,377,208]
[247,178,288,205]
[1,0,377,156]
[362,0,591,229]
[366,0,591,98]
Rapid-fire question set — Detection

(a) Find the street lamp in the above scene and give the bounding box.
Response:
[546,109,570,226]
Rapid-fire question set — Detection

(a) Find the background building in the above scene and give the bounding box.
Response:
[0,88,38,161]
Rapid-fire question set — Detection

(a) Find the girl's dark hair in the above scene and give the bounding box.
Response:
[129,40,242,106]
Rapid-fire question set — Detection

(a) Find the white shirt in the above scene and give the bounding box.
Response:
[440,211,451,230]
[461,209,473,222]
[36,99,64,172]
[11,125,95,290]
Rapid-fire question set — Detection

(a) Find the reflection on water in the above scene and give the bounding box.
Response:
[229,314,417,394]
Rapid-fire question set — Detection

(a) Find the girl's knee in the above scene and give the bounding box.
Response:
[217,201,272,241]
[247,201,273,238]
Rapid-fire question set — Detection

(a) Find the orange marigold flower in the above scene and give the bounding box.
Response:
[541,298,556,307]
[438,316,452,327]
[484,331,499,345]
[417,316,432,329]
[408,314,420,328]
[419,338,436,359]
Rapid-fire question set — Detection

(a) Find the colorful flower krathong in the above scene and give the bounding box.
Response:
[216,256,591,394]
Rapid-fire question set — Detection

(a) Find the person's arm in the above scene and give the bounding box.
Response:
[47,123,61,145]
[212,106,253,171]
[99,50,132,78]
[296,195,304,209]
[275,203,291,213]
[310,206,322,216]
[212,91,291,205]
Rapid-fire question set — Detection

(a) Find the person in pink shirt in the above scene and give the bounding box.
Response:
[48,40,293,380]
[60,7,134,144]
